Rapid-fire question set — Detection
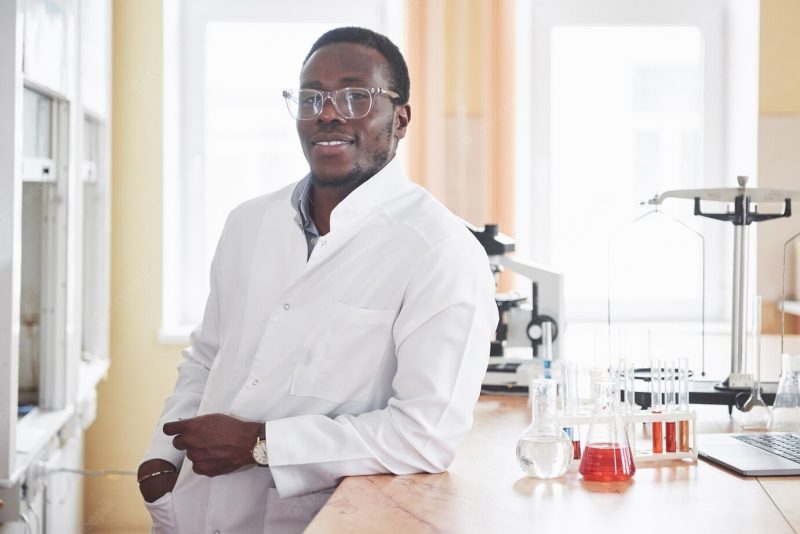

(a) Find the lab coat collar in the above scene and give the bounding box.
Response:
[292,174,314,228]
[291,175,320,237]
[328,156,411,232]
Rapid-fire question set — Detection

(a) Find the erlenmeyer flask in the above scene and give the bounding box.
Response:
[579,378,636,481]
[768,354,800,431]
[736,295,769,429]
[516,379,573,479]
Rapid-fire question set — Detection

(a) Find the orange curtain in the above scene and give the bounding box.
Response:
[405,0,516,289]
[406,0,517,291]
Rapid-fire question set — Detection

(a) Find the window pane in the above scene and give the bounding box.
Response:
[549,27,704,320]
[23,87,52,158]
[19,184,48,411]
[83,115,100,164]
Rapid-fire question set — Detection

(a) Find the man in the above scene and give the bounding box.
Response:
[138,27,497,533]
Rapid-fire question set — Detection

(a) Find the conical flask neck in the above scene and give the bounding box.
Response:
[585,379,632,448]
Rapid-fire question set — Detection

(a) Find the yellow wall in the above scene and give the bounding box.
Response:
[758,0,800,333]
[760,0,800,114]
[84,0,181,532]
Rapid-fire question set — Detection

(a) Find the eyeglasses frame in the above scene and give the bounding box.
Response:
[282,86,402,120]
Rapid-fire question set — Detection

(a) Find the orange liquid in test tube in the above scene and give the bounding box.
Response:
[679,420,690,452]
[652,420,663,453]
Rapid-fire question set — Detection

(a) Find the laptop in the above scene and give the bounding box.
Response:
[697,432,800,476]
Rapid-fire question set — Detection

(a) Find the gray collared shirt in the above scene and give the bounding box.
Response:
[291,175,321,260]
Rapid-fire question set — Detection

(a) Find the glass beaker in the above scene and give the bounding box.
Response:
[579,378,636,482]
[768,354,800,432]
[516,379,573,479]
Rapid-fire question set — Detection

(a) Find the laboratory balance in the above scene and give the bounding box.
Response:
[628,176,800,413]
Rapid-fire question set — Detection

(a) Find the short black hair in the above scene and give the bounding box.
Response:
[303,27,410,104]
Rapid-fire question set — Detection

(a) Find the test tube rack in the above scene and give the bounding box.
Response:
[558,408,698,463]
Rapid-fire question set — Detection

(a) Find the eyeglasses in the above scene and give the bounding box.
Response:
[282,87,401,120]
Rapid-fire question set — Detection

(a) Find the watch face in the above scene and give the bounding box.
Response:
[253,440,269,466]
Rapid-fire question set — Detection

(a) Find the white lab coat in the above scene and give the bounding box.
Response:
[142,157,498,533]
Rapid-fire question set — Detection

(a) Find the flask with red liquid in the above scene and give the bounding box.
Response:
[579,377,636,482]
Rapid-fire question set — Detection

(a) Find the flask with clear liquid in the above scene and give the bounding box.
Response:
[769,353,800,431]
[516,378,573,479]
[579,377,636,482]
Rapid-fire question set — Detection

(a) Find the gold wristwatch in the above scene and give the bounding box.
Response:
[251,426,269,466]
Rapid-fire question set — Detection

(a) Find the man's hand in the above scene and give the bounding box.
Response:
[138,459,178,503]
[163,414,262,477]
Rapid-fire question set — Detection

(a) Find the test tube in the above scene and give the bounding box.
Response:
[678,358,690,452]
[609,360,621,401]
[651,359,663,453]
[625,360,636,413]
[665,360,677,452]
[563,361,581,459]
[543,322,553,379]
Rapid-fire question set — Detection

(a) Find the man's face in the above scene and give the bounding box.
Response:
[297,43,410,188]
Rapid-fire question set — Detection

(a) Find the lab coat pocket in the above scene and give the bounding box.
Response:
[144,491,179,534]
[291,302,395,404]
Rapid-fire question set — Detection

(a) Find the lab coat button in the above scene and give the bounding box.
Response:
[320,239,327,247]
[251,378,259,386]
[283,303,290,310]
[214,531,221,534]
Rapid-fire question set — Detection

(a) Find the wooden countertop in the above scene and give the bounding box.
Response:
[307,395,800,533]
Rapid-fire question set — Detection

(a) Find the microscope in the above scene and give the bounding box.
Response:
[468,223,565,393]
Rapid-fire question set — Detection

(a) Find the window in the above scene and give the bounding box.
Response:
[514,0,759,327]
[162,0,404,340]
[19,85,70,412]
[550,26,707,321]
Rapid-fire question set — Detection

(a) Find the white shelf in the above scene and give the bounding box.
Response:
[782,300,800,317]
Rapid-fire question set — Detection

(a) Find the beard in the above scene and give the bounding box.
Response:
[309,121,395,190]
[310,150,389,189]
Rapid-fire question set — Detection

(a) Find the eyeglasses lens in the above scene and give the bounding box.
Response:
[287,88,372,119]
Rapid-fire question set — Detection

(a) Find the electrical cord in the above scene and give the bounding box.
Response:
[16,464,134,532]
[27,502,41,534]
[45,467,136,478]
[19,509,33,534]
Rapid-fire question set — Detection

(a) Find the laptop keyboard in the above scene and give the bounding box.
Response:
[733,433,800,464]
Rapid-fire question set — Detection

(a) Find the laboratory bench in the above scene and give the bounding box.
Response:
[306,395,800,533]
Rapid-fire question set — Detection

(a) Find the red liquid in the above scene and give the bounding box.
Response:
[579,443,636,481]
[652,421,663,453]
[572,440,582,460]
[666,421,677,452]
